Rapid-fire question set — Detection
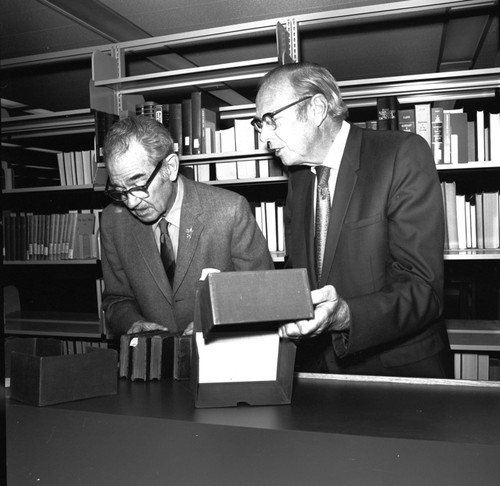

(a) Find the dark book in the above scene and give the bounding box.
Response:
[93,110,118,164]
[150,333,175,380]
[168,103,182,154]
[120,331,179,381]
[191,91,221,155]
[173,335,192,380]
[450,112,469,164]
[181,99,192,155]
[377,96,398,130]
[398,109,415,133]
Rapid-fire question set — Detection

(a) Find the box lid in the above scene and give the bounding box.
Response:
[199,268,313,337]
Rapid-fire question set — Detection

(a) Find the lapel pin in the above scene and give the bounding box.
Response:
[186,227,193,240]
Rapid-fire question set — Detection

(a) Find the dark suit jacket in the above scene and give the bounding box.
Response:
[285,124,449,373]
[101,175,274,337]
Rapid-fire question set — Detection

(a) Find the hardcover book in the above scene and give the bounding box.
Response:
[398,109,415,133]
[376,96,398,130]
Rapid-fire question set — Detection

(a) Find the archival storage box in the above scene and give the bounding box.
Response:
[192,268,313,408]
[10,340,118,407]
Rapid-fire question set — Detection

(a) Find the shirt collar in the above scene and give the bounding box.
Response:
[320,120,350,171]
[154,175,184,231]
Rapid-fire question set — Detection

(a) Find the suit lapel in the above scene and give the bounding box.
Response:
[173,178,204,292]
[319,126,362,286]
[289,168,316,279]
[129,211,173,303]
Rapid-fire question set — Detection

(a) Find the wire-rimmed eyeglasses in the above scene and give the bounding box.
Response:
[251,96,312,132]
[104,158,164,202]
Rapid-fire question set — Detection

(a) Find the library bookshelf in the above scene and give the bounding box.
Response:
[2,3,499,379]
[2,110,108,346]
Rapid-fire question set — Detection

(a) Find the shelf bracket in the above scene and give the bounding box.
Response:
[286,18,299,63]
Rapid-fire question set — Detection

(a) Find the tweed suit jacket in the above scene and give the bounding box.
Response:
[101,175,274,337]
[285,124,449,371]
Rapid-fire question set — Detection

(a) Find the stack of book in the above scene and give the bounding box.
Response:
[119,331,192,381]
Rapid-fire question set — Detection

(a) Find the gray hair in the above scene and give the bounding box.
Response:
[103,116,175,167]
[258,62,348,120]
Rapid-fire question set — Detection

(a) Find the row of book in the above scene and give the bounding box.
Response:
[253,200,285,255]
[61,338,110,355]
[2,149,99,190]
[183,157,285,183]
[119,331,192,381]
[356,97,500,166]
[453,353,495,380]
[2,209,101,261]
[441,182,500,250]
[57,150,97,186]
[137,92,265,157]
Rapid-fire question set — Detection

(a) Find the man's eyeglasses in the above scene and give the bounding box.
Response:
[251,96,312,133]
[105,158,164,202]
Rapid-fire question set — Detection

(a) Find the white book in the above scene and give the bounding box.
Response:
[82,150,93,185]
[234,119,257,179]
[475,193,484,249]
[264,201,277,252]
[456,194,467,249]
[415,103,431,147]
[216,127,237,180]
[276,204,285,252]
[73,151,85,185]
[258,160,270,178]
[489,113,500,163]
[476,110,485,162]
[483,191,500,249]
[63,152,75,186]
[255,203,266,239]
[56,152,66,186]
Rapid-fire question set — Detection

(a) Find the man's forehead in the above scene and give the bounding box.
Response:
[109,142,149,179]
[257,82,295,111]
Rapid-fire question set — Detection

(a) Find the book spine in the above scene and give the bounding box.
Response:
[431,107,443,165]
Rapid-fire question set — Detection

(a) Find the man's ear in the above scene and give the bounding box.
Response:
[310,94,329,127]
[165,153,180,181]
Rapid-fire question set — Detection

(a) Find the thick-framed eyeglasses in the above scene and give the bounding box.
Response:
[251,96,312,132]
[104,158,164,202]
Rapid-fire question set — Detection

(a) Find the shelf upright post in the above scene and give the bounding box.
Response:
[111,44,124,117]
[286,17,300,63]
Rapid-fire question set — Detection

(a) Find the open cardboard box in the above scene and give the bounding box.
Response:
[192,268,313,408]
[10,339,118,406]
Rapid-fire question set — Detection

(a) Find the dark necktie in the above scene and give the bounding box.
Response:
[314,165,331,283]
[159,218,175,286]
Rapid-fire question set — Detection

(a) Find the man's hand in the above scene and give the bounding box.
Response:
[182,321,194,336]
[278,285,351,340]
[127,320,168,334]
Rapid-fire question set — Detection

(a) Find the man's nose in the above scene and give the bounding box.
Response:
[258,123,276,145]
[124,193,142,208]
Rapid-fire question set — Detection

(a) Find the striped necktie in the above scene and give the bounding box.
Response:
[314,165,331,283]
[159,218,175,286]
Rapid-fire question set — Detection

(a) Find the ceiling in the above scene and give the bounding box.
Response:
[1,0,499,116]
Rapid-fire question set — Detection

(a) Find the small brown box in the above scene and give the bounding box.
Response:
[10,344,118,407]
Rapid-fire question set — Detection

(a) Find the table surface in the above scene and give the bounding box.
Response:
[6,374,500,486]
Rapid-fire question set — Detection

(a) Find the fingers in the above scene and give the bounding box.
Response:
[183,322,194,336]
[127,321,168,334]
[311,285,336,305]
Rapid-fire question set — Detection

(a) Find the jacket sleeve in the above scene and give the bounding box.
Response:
[100,208,146,337]
[229,196,275,271]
